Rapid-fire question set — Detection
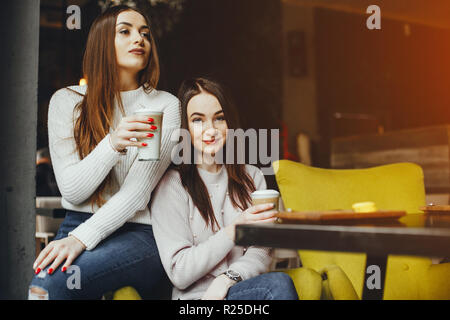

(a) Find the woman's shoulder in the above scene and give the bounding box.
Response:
[155,168,184,192]
[48,85,86,114]
[244,164,267,189]
[162,167,182,181]
[52,85,86,99]
[152,167,190,205]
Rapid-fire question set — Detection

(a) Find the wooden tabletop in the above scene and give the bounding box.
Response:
[235,213,450,257]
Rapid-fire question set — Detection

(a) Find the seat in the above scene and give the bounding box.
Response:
[273,160,450,299]
[112,287,142,300]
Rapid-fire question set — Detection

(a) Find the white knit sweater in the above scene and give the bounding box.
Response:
[150,165,273,300]
[47,85,180,250]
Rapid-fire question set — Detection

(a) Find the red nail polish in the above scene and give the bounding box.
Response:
[35,268,41,275]
[150,125,157,130]
[148,118,154,123]
[48,268,53,275]
[62,266,67,272]
[147,133,154,137]
[142,143,148,147]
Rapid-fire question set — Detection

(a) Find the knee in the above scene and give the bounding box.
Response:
[263,272,292,285]
[29,271,75,300]
[28,286,49,300]
[264,272,298,300]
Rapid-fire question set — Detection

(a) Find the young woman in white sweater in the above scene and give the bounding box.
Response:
[29,5,180,299]
[151,77,298,300]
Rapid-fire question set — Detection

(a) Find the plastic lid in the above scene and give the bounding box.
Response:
[250,189,280,199]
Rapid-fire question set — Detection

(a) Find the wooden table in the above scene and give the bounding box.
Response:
[235,213,450,300]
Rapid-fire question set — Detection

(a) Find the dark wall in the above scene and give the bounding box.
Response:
[159,0,283,131]
[38,0,99,149]
[314,8,450,167]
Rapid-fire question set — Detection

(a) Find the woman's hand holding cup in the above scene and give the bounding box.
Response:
[109,115,157,152]
[225,203,277,241]
[234,203,278,225]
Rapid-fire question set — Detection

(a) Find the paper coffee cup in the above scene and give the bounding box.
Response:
[134,108,163,161]
[251,189,280,211]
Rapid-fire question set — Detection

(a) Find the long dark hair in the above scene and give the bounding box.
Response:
[177,77,256,231]
[73,5,160,209]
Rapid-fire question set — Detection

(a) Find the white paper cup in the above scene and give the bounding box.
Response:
[251,189,280,211]
[133,109,163,161]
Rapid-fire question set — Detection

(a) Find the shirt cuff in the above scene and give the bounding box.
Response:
[96,134,123,167]
[227,263,250,281]
[68,221,103,251]
[99,133,124,156]
[213,228,235,251]
[227,248,272,281]
[108,134,127,155]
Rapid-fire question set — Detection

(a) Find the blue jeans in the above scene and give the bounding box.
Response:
[29,210,171,300]
[226,272,298,300]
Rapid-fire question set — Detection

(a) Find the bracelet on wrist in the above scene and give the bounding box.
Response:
[223,270,242,282]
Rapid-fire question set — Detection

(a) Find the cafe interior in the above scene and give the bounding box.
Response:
[2,0,450,300]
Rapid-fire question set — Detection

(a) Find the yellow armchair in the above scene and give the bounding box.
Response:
[274,160,450,300]
[113,286,142,300]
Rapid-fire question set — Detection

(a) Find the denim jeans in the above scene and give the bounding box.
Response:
[226,272,298,300]
[29,210,171,300]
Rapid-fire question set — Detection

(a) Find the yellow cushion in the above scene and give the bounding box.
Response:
[273,160,450,299]
[113,286,142,300]
[320,265,359,300]
[284,267,322,300]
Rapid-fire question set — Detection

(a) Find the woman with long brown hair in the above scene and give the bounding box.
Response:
[151,77,298,300]
[28,5,180,299]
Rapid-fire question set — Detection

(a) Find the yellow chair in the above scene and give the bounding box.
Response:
[273,160,450,300]
[113,286,142,300]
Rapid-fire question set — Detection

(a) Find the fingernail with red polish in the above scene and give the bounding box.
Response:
[35,268,41,275]
[142,143,148,147]
[48,268,53,275]
[147,133,154,137]
[148,118,154,123]
[62,266,67,272]
[150,125,157,130]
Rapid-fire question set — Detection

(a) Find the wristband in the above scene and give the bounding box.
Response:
[223,270,242,282]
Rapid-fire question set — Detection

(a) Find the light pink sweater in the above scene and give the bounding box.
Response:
[150,165,272,300]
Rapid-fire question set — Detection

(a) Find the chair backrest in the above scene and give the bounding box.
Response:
[274,160,425,213]
[273,160,426,297]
